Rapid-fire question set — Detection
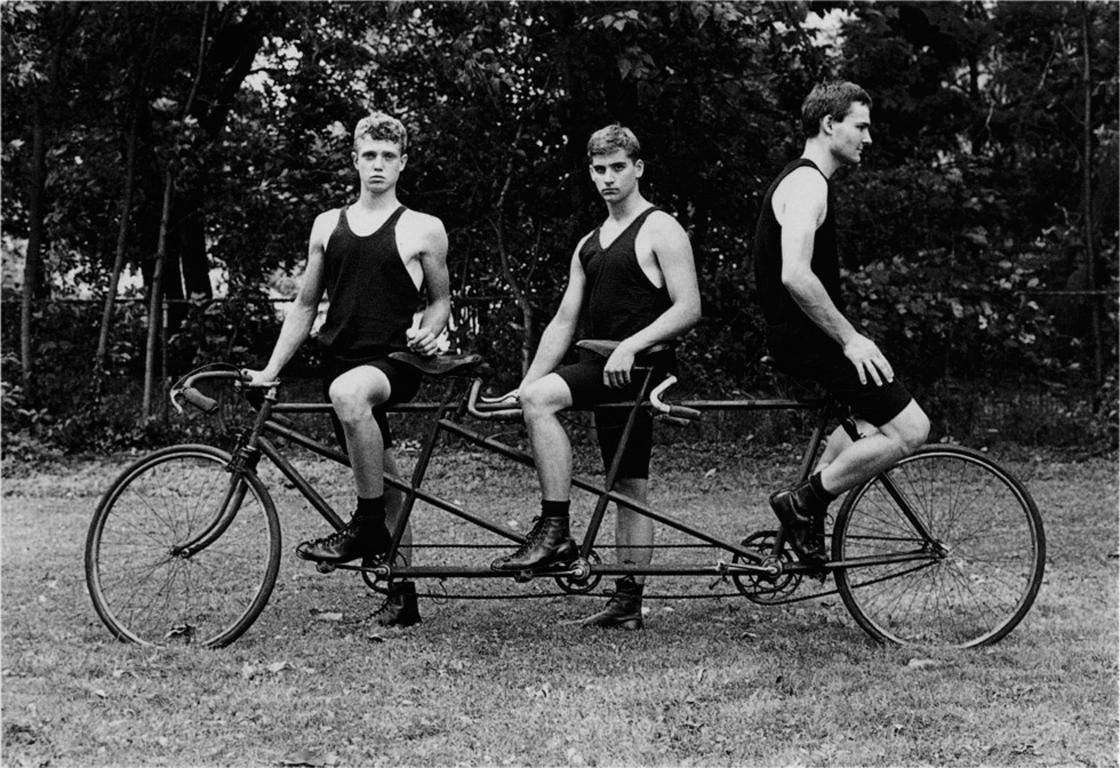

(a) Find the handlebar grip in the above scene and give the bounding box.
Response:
[665,404,701,421]
[182,387,219,415]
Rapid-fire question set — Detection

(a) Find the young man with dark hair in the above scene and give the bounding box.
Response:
[754,82,930,563]
[490,125,702,630]
[247,112,451,626]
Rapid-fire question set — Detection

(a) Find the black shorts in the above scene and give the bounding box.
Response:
[772,346,912,427]
[321,353,422,450]
[554,349,677,480]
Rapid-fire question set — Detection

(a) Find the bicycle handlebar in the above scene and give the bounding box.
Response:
[465,373,701,425]
[170,367,261,415]
[466,379,523,421]
[649,376,702,425]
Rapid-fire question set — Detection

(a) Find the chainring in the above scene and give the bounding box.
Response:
[732,530,803,604]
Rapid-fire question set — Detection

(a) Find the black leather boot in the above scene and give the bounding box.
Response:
[296,515,390,564]
[490,516,578,571]
[372,581,420,628]
[580,576,644,630]
[768,484,827,564]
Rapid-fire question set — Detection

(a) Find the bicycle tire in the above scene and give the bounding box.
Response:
[85,444,282,648]
[832,445,1045,648]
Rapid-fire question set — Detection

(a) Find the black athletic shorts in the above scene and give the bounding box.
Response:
[321,352,422,450]
[554,349,677,480]
[771,345,912,427]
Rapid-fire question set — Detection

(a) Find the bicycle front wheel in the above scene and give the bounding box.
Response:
[833,445,1045,648]
[85,444,281,648]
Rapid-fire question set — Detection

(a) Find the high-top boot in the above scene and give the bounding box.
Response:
[372,581,420,628]
[296,514,390,564]
[768,483,827,564]
[490,516,578,571]
[580,576,644,630]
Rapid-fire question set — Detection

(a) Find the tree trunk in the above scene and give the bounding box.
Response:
[141,172,174,423]
[20,97,48,393]
[94,101,141,386]
[1080,2,1103,386]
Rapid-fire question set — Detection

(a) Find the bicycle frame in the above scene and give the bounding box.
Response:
[187,368,943,588]
[88,360,1041,649]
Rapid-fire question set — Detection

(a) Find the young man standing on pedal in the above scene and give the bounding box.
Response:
[247,112,451,627]
[754,82,929,564]
[490,125,701,630]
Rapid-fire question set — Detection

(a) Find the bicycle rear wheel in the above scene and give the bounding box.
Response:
[85,444,281,648]
[833,445,1045,648]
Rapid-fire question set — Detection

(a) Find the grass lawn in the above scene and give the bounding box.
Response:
[2,440,1117,767]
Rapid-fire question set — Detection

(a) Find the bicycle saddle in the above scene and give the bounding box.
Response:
[575,339,671,359]
[388,351,485,377]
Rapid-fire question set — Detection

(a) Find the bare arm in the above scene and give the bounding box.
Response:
[406,215,451,357]
[249,212,333,382]
[777,171,893,386]
[519,244,588,389]
[604,212,702,387]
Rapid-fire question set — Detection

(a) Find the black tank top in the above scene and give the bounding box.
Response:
[317,205,420,362]
[579,206,672,341]
[753,159,843,353]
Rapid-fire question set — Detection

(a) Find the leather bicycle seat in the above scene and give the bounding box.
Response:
[388,351,485,377]
[575,339,671,360]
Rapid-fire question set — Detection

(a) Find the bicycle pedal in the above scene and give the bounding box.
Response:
[511,561,578,583]
[315,561,337,574]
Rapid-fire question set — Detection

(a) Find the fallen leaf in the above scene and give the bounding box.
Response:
[267,661,289,674]
[905,658,940,670]
[280,748,325,766]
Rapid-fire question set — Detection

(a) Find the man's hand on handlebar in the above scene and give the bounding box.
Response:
[241,367,279,387]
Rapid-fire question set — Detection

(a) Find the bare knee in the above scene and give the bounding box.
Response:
[329,380,385,425]
[891,404,930,456]
[520,380,562,422]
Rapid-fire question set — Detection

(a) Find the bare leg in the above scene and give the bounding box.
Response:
[298,365,402,564]
[520,373,575,500]
[330,366,394,498]
[613,477,651,586]
[490,373,580,571]
[813,420,876,475]
[771,401,930,564]
[818,400,930,494]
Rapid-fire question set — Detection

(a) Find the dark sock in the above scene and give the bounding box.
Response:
[353,496,390,552]
[355,495,386,522]
[541,499,570,519]
[809,473,838,505]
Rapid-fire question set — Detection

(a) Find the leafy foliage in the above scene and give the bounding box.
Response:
[1,1,1116,452]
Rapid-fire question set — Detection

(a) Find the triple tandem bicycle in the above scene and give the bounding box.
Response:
[84,342,1046,650]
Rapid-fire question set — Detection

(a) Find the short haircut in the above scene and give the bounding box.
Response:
[353,112,407,153]
[801,82,872,138]
[586,124,641,162]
